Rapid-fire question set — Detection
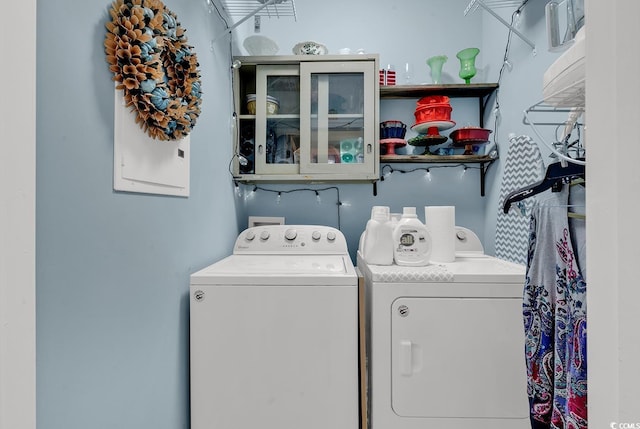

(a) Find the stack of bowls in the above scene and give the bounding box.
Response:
[246,94,280,115]
[380,120,407,156]
[380,120,407,139]
[413,95,452,124]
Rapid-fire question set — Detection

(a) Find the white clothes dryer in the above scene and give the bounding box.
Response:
[359,232,529,429]
[190,225,359,429]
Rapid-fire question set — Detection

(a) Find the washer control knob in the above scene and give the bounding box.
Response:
[284,229,297,241]
[311,231,322,241]
[245,231,256,241]
[260,230,270,241]
[326,231,336,242]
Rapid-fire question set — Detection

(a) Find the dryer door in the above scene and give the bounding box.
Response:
[390,295,528,419]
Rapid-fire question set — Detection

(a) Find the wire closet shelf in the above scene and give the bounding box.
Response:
[221,0,297,19]
[464,0,536,52]
[212,0,297,42]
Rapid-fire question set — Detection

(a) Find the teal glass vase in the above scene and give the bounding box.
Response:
[426,55,447,85]
[456,48,480,84]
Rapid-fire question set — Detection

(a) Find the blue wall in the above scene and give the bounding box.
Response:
[35,0,567,427]
[36,1,237,427]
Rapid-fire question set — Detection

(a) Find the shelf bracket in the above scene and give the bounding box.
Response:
[480,161,488,196]
[464,0,536,54]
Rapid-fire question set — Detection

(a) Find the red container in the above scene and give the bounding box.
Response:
[386,70,396,85]
[450,127,492,145]
[417,95,450,106]
[414,104,452,123]
[379,69,396,85]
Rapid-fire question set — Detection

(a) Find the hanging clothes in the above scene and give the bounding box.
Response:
[523,186,587,429]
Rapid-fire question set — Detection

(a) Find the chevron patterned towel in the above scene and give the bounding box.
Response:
[495,135,544,265]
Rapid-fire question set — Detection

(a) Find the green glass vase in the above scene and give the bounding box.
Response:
[426,55,447,85]
[456,47,480,84]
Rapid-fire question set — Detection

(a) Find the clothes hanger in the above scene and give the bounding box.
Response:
[503,159,585,213]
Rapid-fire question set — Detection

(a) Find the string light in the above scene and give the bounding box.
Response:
[493,105,501,122]
[513,10,522,29]
[381,163,480,182]
[245,185,257,201]
[230,111,237,133]
[236,185,343,229]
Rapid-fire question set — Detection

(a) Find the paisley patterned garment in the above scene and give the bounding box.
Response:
[523,188,587,429]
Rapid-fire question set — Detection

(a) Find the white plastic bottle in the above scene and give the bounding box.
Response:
[358,206,384,257]
[362,206,394,265]
[393,207,433,266]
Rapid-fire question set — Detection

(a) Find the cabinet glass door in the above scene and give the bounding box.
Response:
[255,65,300,175]
[299,61,375,175]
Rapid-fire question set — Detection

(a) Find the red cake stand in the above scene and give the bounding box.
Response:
[380,138,407,156]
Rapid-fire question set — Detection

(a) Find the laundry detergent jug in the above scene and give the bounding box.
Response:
[392,207,432,266]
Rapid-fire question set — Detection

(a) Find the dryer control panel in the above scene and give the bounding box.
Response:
[234,225,348,255]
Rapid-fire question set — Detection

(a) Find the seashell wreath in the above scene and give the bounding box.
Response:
[104,0,202,141]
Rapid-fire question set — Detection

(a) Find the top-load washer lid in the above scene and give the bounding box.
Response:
[191,254,356,286]
[191,225,357,286]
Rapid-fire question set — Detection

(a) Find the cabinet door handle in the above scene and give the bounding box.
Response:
[258,145,263,154]
[367,143,372,153]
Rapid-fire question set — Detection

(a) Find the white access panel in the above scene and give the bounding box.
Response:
[113,88,190,197]
[190,283,358,429]
[391,296,528,419]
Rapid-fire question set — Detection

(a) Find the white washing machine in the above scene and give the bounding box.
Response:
[359,229,529,429]
[190,225,359,429]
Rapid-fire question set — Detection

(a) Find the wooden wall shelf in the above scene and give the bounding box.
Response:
[379,154,497,196]
[379,83,498,99]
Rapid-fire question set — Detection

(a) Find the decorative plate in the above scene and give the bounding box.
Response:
[292,41,328,55]
[407,134,448,146]
[243,35,279,56]
[410,120,456,135]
